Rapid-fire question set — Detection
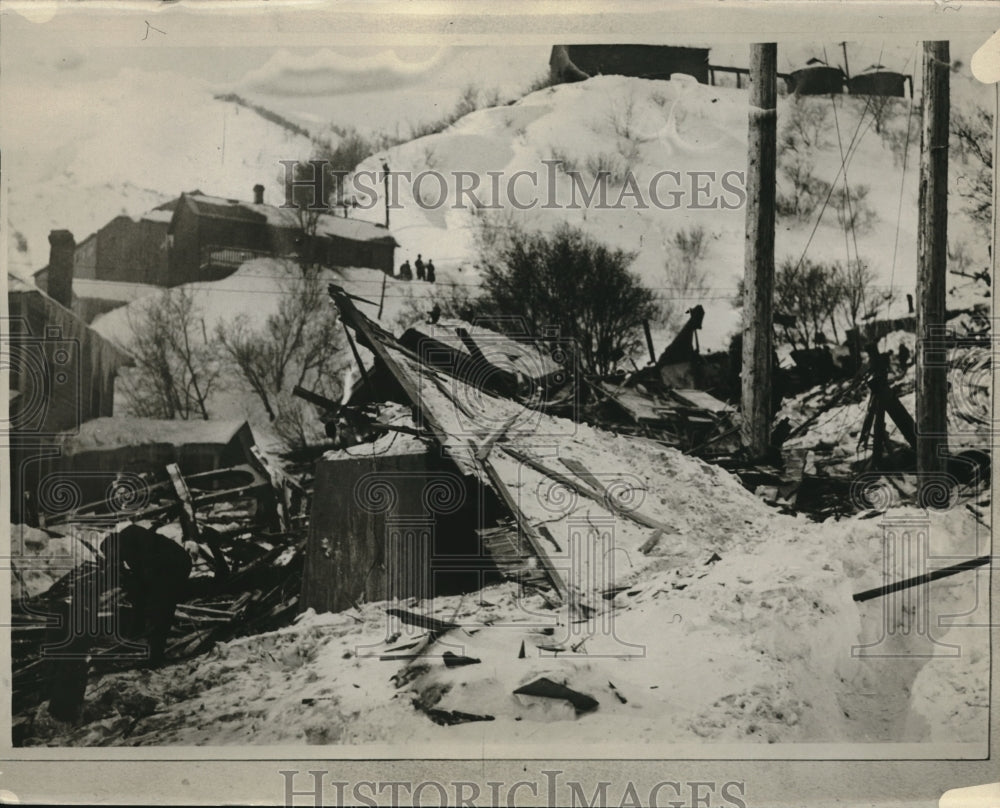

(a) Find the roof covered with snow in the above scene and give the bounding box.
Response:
[61,417,251,453]
[7,272,35,293]
[73,279,161,303]
[141,208,176,224]
[179,193,397,245]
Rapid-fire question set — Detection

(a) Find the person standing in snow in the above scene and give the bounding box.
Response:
[399,259,412,281]
[100,524,193,666]
[46,523,193,721]
[414,254,425,281]
[425,259,436,284]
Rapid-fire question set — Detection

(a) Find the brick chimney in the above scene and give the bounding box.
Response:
[253,184,265,205]
[47,230,75,309]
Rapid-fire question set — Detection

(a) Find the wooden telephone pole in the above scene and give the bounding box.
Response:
[916,41,950,493]
[741,43,778,458]
[382,162,391,229]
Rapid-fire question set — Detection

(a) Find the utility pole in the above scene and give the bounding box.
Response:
[378,270,387,320]
[741,43,778,459]
[382,161,391,229]
[840,42,851,83]
[915,41,950,499]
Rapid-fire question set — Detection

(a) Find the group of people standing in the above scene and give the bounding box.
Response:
[398,254,436,283]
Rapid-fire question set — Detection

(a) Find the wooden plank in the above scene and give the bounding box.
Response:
[502,446,676,536]
[478,522,551,588]
[853,555,989,602]
[671,389,732,413]
[478,451,568,603]
[166,463,199,541]
[559,456,605,493]
[475,413,522,461]
[384,608,459,633]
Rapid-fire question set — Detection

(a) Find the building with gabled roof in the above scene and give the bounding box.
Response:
[167,187,398,284]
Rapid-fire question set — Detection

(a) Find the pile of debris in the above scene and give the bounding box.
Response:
[11,443,309,745]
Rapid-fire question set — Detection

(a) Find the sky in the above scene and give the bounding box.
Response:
[2,5,993,140]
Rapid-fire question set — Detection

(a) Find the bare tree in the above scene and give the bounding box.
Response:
[659,225,711,332]
[216,262,344,449]
[835,258,889,334]
[771,258,842,350]
[951,102,993,239]
[120,287,220,420]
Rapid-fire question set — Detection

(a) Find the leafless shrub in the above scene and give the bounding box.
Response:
[120,287,220,420]
[951,102,994,239]
[658,225,711,332]
[216,262,343,451]
[585,151,630,185]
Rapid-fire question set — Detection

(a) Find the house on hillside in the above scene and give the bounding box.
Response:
[29,230,160,324]
[550,44,711,85]
[786,57,846,95]
[32,186,398,308]
[6,273,131,437]
[34,199,178,293]
[167,186,398,284]
[848,65,911,98]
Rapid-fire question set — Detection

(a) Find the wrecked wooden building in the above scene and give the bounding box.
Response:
[301,287,741,617]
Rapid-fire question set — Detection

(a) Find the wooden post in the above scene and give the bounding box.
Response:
[382,161,391,229]
[250,445,290,532]
[378,270,388,319]
[642,320,656,364]
[741,43,778,459]
[166,463,199,541]
[916,41,950,495]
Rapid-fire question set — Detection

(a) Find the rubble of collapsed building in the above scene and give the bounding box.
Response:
[10,419,310,741]
[11,277,991,744]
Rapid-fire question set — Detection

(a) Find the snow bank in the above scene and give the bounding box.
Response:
[22,445,988,747]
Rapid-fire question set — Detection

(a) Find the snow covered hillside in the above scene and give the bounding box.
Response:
[343,71,990,350]
[6,60,990,359]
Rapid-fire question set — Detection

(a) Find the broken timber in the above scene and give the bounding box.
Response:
[327,284,567,601]
[166,462,199,540]
[478,448,569,602]
[501,446,676,536]
[853,554,990,602]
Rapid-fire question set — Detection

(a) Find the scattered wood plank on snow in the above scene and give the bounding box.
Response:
[852,554,991,602]
[503,446,678,537]
[513,677,599,714]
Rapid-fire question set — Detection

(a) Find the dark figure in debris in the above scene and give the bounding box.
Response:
[425,259,436,283]
[399,259,412,281]
[100,524,193,666]
[897,343,911,373]
[428,302,442,324]
[415,254,425,281]
[47,524,192,721]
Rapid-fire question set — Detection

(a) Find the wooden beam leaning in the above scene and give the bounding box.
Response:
[477,447,568,603]
[166,462,199,541]
[500,446,676,536]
